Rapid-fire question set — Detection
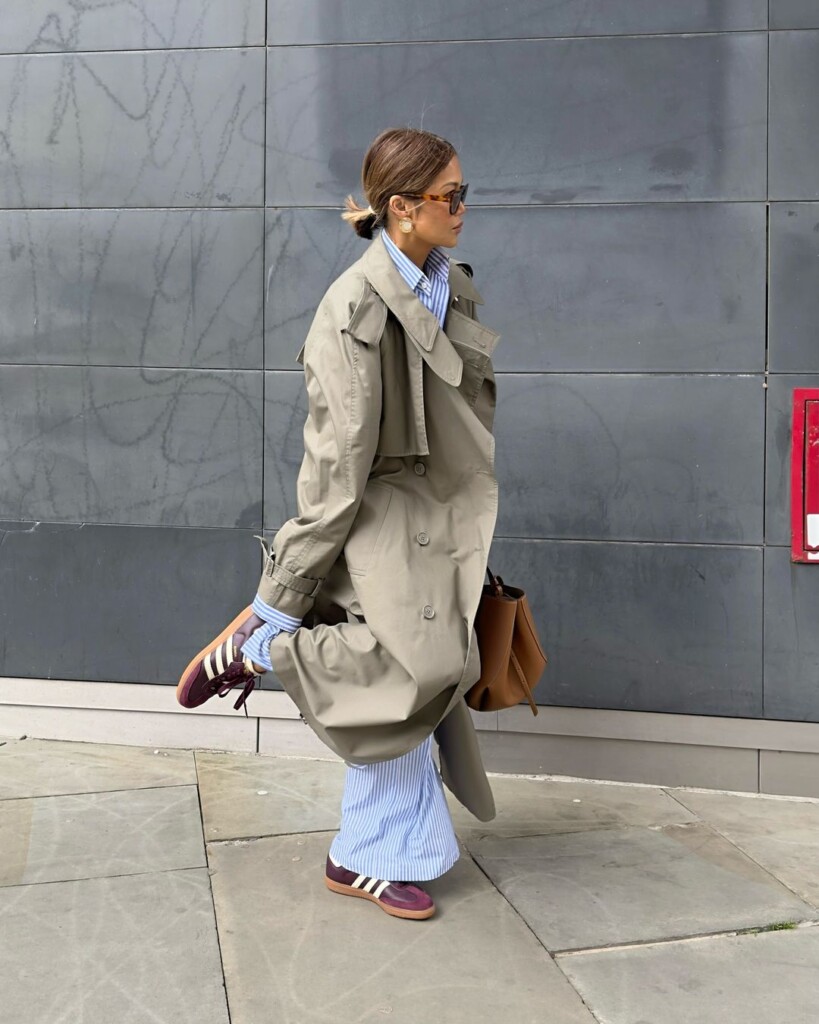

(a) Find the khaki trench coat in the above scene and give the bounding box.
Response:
[259,234,500,821]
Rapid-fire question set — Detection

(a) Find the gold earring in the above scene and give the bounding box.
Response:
[399,217,413,234]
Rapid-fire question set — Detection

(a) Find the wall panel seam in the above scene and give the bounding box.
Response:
[264,31,770,50]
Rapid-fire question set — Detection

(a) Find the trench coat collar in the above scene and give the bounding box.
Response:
[361,234,487,388]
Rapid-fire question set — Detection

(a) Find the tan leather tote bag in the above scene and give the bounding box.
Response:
[466,570,548,716]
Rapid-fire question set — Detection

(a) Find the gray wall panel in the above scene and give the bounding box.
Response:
[263,371,306,530]
[764,374,819,546]
[768,203,819,372]
[0,49,264,209]
[461,204,766,372]
[490,538,763,717]
[2,1,264,54]
[266,35,767,206]
[0,209,264,368]
[764,546,819,722]
[267,0,767,44]
[0,366,264,528]
[265,209,364,369]
[494,374,765,543]
[769,31,819,200]
[770,1,819,29]
[0,521,260,683]
[264,206,766,373]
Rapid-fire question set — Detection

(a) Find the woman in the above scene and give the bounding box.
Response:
[177,127,501,921]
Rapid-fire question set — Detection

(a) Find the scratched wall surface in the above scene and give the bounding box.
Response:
[0,3,817,723]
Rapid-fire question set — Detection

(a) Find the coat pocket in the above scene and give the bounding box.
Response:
[345,483,393,576]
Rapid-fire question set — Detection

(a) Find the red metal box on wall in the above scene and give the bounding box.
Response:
[792,389,819,563]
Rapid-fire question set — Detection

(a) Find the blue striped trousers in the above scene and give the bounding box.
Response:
[329,736,460,882]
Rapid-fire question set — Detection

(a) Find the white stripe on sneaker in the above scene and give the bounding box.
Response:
[352,875,367,890]
[362,877,379,894]
[204,652,216,681]
[373,880,390,899]
[214,642,226,676]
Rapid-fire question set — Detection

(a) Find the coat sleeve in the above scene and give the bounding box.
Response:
[256,296,383,620]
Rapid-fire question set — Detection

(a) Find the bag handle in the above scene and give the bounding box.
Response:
[486,566,505,598]
[509,647,539,716]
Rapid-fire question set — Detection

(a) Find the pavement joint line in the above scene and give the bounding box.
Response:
[206,828,338,847]
[0,781,199,803]
[458,819,698,843]
[467,848,562,962]
[661,787,709,821]
[668,812,819,913]
[196,765,234,1024]
[465,850,607,1024]
[0,862,208,891]
[553,919,819,958]
[666,788,819,909]
[201,749,342,765]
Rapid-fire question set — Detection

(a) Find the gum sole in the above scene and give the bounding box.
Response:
[176,605,253,706]
[324,876,435,920]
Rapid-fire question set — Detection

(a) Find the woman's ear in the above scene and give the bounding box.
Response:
[389,194,410,219]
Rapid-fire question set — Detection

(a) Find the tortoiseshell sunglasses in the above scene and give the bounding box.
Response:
[401,183,469,214]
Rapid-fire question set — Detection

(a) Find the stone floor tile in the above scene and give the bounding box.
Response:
[469,823,819,951]
[0,784,205,886]
[670,789,819,907]
[208,832,597,1024]
[0,868,228,1024]
[196,751,344,841]
[558,925,819,1024]
[449,775,697,839]
[0,738,195,799]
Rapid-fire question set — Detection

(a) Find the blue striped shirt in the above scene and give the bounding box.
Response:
[381,230,451,328]
[242,232,452,671]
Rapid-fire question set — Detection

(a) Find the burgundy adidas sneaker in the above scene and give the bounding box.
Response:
[324,856,436,920]
[176,606,266,712]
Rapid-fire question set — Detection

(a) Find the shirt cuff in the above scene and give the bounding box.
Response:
[251,594,302,631]
[240,595,302,672]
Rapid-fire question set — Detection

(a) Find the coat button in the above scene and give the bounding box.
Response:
[414,462,426,476]
[417,532,430,546]
[422,605,435,619]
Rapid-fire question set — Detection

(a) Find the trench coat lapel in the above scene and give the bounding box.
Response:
[362,235,465,387]
[444,304,500,360]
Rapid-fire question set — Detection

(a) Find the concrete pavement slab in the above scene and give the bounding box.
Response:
[208,832,597,1024]
[670,789,819,907]
[0,867,229,1024]
[558,924,819,1024]
[196,751,344,840]
[469,823,819,951]
[0,737,195,798]
[448,775,697,839]
[0,784,205,886]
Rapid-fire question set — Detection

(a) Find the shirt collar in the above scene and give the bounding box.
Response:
[424,246,450,283]
[381,230,448,295]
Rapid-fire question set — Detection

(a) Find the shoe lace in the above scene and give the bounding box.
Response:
[215,656,260,716]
